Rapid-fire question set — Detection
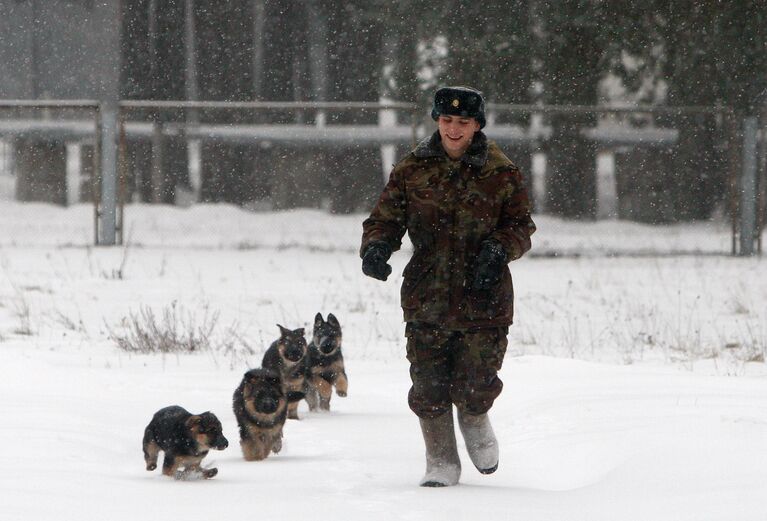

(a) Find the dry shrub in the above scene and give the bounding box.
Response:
[109,302,219,354]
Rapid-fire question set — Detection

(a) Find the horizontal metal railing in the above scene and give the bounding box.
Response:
[0,99,758,254]
[0,100,697,147]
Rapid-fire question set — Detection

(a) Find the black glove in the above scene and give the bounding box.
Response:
[472,240,507,291]
[362,241,393,281]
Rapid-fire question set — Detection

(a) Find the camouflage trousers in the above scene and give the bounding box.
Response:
[405,322,509,419]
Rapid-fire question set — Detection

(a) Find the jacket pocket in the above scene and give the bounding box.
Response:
[465,270,513,321]
[401,258,435,310]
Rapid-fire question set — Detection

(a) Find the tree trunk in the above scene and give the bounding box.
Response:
[195,0,255,204]
[614,146,676,223]
[545,115,597,219]
[670,114,727,221]
[14,138,67,205]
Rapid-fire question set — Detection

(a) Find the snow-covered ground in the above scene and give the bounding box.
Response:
[1,201,766,520]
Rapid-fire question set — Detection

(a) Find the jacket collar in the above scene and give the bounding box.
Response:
[413,130,488,168]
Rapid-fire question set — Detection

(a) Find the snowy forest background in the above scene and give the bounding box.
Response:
[119,1,767,117]
[4,1,764,223]
[111,0,767,219]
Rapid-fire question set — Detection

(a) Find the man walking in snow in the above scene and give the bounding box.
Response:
[360,86,536,486]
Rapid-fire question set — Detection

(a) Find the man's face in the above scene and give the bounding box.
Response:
[437,115,480,159]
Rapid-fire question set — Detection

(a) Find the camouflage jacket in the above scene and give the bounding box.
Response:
[360,131,536,329]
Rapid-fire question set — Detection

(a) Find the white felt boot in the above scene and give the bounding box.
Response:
[457,411,499,474]
[419,413,461,487]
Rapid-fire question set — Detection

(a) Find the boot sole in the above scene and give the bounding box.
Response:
[477,462,498,475]
[420,480,450,487]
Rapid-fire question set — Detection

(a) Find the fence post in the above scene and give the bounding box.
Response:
[150,119,165,203]
[758,101,767,255]
[98,100,119,246]
[739,115,759,256]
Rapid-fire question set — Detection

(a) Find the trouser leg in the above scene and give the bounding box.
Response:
[405,323,454,418]
[450,327,508,415]
[406,323,461,486]
[405,323,509,482]
[451,327,507,474]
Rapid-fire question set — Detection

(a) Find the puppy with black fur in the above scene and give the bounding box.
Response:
[233,367,287,461]
[305,313,348,412]
[143,405,228,479]
[261,325,310,420]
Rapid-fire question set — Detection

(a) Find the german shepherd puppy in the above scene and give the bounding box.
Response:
[143,405,228,479]
[305,313,348,412]
[233,368,287,461]
[261,325,310,420]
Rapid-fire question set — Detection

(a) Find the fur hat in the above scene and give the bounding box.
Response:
[431,86,486,129]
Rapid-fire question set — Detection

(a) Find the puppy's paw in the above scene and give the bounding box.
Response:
[202,468,218,479]
[146,463,157,471]
[336,390,347,397]
[174,469,204,481]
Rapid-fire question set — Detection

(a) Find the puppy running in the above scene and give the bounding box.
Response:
[233,367,287,461]
[261,325,310,420]
[143,405,228,479]
[305,313,348,412]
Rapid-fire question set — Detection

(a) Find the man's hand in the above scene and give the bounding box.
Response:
[472,240,507,290]
[362,241,393,281]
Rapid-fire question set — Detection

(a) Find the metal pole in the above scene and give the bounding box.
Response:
[93,104,102,245]
[117,109,128,245]
[119,100,418,111]
[739,116,758,256]
[726,109,740,255]
[486,102,723,116]
[98,100,119,246]
[757,102,767,255]
[150,120,164,203]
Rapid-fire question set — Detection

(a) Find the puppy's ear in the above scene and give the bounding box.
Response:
[314,313,324,327]
[327,313,340,327]
[277,324,289,337]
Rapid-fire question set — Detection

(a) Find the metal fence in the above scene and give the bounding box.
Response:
[0,100,103,243]
[0,99,764,255]
[481,102,756,255]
